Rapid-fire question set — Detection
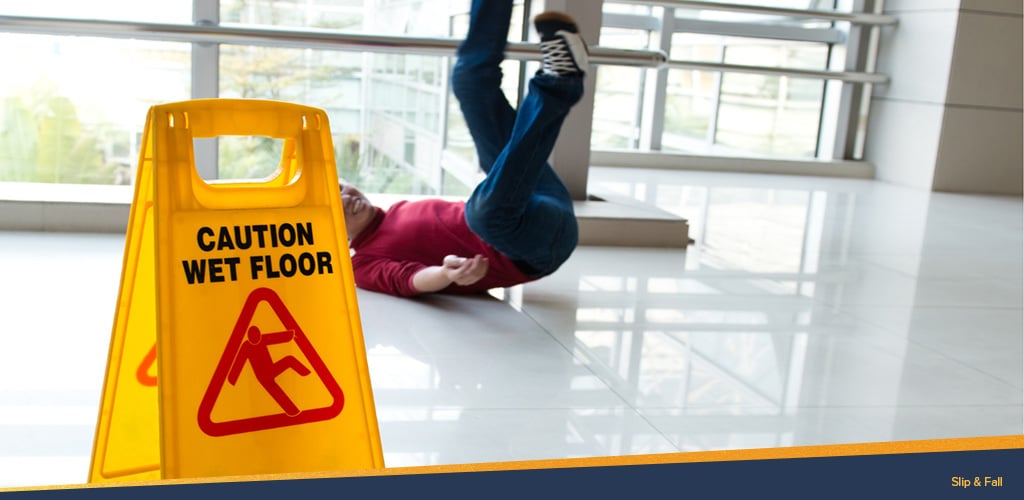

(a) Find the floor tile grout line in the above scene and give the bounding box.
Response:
[515,302,686,453]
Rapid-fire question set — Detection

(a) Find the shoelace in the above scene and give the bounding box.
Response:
[539,37,580,76]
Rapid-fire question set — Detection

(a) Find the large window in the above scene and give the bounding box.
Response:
[596,1,852,160]
[0,0,881,198]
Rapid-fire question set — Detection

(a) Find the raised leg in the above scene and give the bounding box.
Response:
[459,9,588,276]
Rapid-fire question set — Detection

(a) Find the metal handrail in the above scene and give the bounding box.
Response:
[613,0,899,26]
[0,15,663,68]
[0,15,887,84]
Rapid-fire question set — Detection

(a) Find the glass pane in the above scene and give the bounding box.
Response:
[723,39,829,70]
[592,66,644,150]
[0,34,190,185]
[220,44,366,181]
[671,32,726,64]
[216,136,285,180]
[715,40,828,158]
[363,52,447,195]
[663,33,722,152]
[665,31,830,158]
[0,0,192,23]
[592,27,649,150]
[714,77,825,158]
[662,68,716,151]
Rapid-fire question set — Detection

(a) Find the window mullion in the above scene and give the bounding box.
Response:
[830,0,871,161]
[192,0,220,179]
[641,7,672,151]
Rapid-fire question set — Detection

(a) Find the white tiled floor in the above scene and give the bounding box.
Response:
[1,168,1021,487]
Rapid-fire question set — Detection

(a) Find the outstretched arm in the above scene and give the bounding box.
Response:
[411,254,489,293]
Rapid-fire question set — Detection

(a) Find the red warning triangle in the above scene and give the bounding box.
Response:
[197,287,345,437]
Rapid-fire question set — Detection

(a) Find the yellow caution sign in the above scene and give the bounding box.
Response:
[89,99,383,482]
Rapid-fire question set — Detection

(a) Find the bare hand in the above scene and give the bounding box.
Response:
[442,254,489,286]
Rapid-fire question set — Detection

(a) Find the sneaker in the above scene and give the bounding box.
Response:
[533,11,589,77]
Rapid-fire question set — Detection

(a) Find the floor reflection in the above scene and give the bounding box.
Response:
[513,167,1021,452]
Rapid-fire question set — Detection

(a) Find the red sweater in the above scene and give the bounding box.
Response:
[349,199,532,297]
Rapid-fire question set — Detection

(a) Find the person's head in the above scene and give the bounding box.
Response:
[340,182,376,239]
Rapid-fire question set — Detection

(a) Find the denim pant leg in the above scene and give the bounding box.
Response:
[451,0,516,174]
[463,73,584,277]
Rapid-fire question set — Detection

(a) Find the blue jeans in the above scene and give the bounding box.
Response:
[454,0,582,278]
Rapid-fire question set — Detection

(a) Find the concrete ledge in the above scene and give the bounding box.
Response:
[0,183,132,233]
[575,194,691,248]
[0,199,131,233]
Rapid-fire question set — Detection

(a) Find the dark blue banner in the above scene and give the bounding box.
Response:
[5,447,1021,499]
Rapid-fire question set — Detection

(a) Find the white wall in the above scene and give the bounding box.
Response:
[867,0,1024,195]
